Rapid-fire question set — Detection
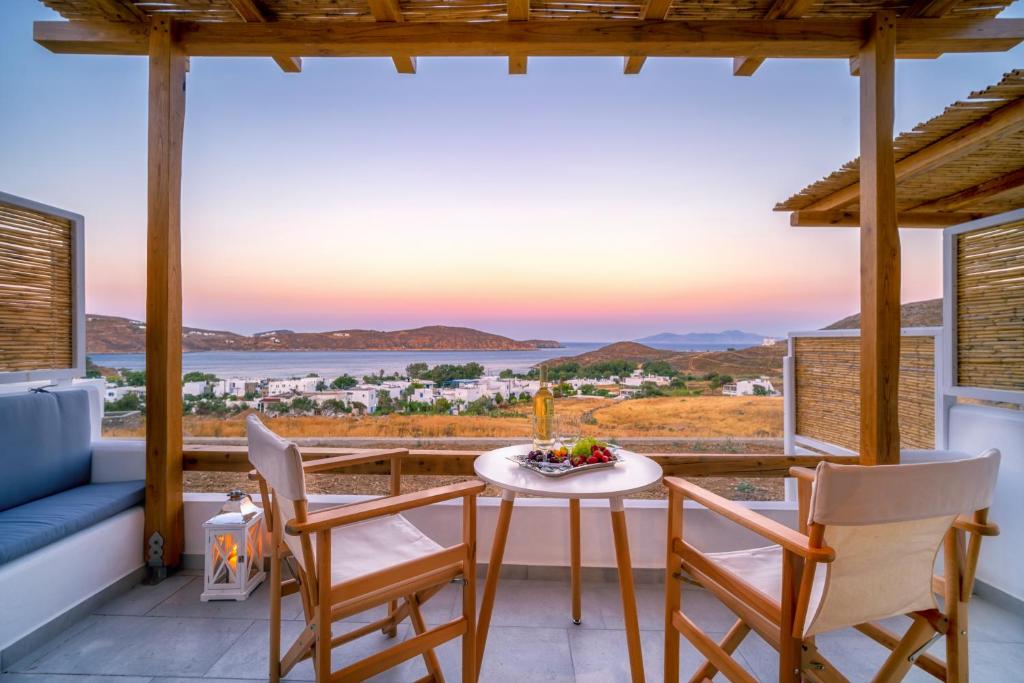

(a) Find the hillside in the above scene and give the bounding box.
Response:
[637,330,769,345]
[825,298,942,330]
[86,315,560,353]
[546,340,785,379]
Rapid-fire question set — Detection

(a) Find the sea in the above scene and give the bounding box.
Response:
[90,342,744,380]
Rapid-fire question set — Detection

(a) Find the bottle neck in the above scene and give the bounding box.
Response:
[539,366,548,386]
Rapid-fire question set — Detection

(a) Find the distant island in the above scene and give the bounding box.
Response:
[86,315,561,354]
[635,330,773,345]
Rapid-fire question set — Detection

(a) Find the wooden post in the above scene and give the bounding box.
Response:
[145,15,187,578]
[858,11,901,466]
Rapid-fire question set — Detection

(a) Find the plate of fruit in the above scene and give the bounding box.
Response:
[510,439,623,477]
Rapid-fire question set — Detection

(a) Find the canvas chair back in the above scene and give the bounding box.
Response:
[246,415,310,570]
[801,449,1000,636]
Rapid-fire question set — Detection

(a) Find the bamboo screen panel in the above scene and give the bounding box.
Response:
[0,200,74,372]
[794,336,936,452]
[956,219,1024,392]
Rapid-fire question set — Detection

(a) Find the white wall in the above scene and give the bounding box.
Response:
[947,403,1024,604]
[184,493,798,569]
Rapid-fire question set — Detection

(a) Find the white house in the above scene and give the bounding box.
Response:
[221,377,260,398]
[181,380,209,397]
[622,368,672,387]
[722,376,779,397]
[267,376,321,396]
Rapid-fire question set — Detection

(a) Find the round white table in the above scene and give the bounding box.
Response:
[473,444,662,683]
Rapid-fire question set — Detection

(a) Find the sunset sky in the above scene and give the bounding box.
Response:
[2,1,1023,341]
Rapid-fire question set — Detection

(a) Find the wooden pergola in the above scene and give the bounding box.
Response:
[29,0,1024,576]
[779,69,1024,228]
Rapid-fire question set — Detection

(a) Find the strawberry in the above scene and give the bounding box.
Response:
[600,454,609,463]
[587,455,599,464]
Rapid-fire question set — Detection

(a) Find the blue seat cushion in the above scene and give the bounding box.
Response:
[0,481,144,565]
[0,389,93,511]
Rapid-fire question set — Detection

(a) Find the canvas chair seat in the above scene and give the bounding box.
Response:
[321,513,443,585]
[706,544,826,607]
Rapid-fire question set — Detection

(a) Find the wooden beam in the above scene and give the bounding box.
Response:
[910,167,1024,212]
[33,18,1024,59]
[183,444,858,477]
[858,12,901,466]
[225,0,301,72]
[507,0,529,75]
[622,0,671,75]
[366,0,416,74]
[89,0,146,22]
[732,0,815,77]
[804,96,1024,212]
[789,209,988,227]
[145,16,186,577]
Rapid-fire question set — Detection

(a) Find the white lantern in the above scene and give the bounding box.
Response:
[201,489,266,601]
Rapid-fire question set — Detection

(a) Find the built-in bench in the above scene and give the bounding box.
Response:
[0,386,146,669]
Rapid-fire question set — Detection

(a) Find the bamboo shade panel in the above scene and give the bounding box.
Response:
[956,219,1024,392]
[38,0,1013,24]
[0,201,74,373]
[794,335,935,452]
[778,70,1024,215]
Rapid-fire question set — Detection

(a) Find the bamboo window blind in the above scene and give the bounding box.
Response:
[956,219,1024,392]
[0,200,75,372]
[794,335,936,452]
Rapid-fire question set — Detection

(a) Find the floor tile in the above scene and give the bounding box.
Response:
[9,615,252,678]
[477,626,575,683]
[0,676,151,683]
[595,583,736,632]
[964,599,1024,643]
[146,575,304,621]
[204,618,417,681]
[93,575,194,617]
[569,625,730,682]
[479,580,607,629]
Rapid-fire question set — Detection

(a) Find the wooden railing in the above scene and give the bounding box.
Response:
[182,444,857,478]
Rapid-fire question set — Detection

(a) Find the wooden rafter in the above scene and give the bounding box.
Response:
[733,0,815,77]
[803,96,1024,211]
[367,0,416,74]
[33,18,1024,59]
[508,0,529,75]
[226,0,301,72]
[88,0,145,22]
[911,167,1024,212]
[790,209,987,227]
[622,0,671,75]
[904,0,964,18]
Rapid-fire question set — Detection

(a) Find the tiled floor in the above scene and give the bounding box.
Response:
[3,571,1023,682]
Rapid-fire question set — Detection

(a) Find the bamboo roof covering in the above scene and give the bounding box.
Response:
[778,69,1024,224]
[36,0,1017,25]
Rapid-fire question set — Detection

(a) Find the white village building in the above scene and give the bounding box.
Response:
[721,376,780,397]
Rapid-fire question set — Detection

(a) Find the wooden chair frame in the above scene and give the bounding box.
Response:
[250,448,484,683]
[663,471,999,683]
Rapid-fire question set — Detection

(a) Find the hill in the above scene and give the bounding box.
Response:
[636,330,770,345]
[824,298,942,330]
[545,340,785,379]
[86,315,561,354]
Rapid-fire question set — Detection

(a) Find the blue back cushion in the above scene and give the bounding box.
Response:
[0,389,93,512]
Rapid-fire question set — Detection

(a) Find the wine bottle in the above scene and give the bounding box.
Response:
[533,364,554,449]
